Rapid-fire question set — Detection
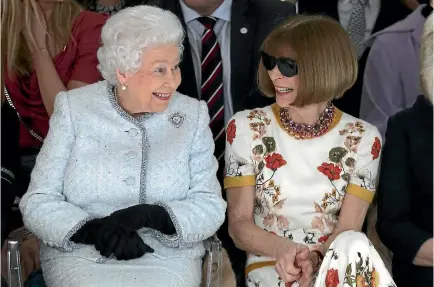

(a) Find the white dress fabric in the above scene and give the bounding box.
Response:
[224,104,396,287]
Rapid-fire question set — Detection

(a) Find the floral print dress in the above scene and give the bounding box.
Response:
[224,104,395,287]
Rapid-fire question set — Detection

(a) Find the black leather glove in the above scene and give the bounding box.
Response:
[71,218,105,245]
[72,218,154,260]
[95,224,153,260]
[106,204,175,235]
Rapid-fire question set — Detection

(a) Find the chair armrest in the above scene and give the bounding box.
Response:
[7,239,23,287]
[3,227,40,287]
[201,234,237,287]
[202,234,223,287]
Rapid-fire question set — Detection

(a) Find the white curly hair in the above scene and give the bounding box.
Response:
[97,5,185,85]
[421,13,433,103]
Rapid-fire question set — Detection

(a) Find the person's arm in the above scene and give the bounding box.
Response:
[316,127,382,255]
[315,194,369,255]
[32,50,71,116]
[224,114,288,257]
[360,37,402,139]
[225,113,306,283]
[413,239,433,266]
[227,186,285,257]
[34,13,107,116]
[401,0,421,10]
[19,92,94,252]
[151,101,227,249]
[376,117,433,266]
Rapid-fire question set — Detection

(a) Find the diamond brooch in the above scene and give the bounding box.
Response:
[169,112,185,128]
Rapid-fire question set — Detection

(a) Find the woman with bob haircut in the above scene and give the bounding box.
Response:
[224,15,395,286]
[376,13,433,287]
[19,5,226,287]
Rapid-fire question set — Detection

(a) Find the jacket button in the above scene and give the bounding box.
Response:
[125,177,135,186]
[127,151,137,159]
[128,128,138,137]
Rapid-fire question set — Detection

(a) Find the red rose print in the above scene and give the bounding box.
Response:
[226,119,236,145]
[264,153,287,171]
[325,268,339,287]
[318,235,329,244]
[371,136,381,160]
[317,163,342,181]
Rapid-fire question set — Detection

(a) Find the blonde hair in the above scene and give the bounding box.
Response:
[421,13,433,103]
[258,15,358,107]
[1,0,82,77]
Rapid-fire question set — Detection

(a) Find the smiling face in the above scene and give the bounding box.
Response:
[119,44,182,113]
[258,15,358,107]
[267,66,300,108]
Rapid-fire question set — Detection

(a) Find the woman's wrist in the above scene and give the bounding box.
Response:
[31,47,49,59]
[272,235,294,258]
[311,249,324,269]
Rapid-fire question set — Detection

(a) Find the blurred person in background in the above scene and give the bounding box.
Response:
[78,0,125,14]
[1,0,108,198]
[360,0,432,138]
[376,12,433,287]
[298,0,414,117]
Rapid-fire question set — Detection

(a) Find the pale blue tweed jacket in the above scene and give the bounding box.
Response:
[19,81,227,277]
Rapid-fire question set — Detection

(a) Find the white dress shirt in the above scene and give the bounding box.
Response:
[179,0,234,124]
[338,0,381,40]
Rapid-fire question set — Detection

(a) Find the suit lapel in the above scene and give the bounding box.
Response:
[230,0,256,112]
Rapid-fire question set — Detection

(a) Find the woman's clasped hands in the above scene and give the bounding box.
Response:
[274,237,320,287]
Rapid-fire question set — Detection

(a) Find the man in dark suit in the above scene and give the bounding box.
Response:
[298,0,413,117]
[124,1,296,285]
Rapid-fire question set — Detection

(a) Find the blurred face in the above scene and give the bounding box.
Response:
[182,0,224,15]
[264,53,300,107]
[120,44,182,113]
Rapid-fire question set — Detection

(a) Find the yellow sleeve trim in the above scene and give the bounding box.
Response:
[346,183,374,203]
[224,175,256,189]
[245,261,276,277]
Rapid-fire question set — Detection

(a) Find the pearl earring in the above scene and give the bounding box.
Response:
[121,84,127,91]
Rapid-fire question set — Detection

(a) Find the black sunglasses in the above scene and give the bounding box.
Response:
[260,51,298,78]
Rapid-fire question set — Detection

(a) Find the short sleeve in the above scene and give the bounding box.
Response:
[346,126,382,203]
[224,113,256,188]
[69,12,108,84]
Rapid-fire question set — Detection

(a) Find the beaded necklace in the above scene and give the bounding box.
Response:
[279,102,335,139]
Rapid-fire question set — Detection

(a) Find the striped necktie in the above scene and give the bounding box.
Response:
[347,0,368,58]
[198,17,225,168]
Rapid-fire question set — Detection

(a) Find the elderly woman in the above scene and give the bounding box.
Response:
[376,13,433,287]
[225,15,395,287]
[19,5,226,287]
